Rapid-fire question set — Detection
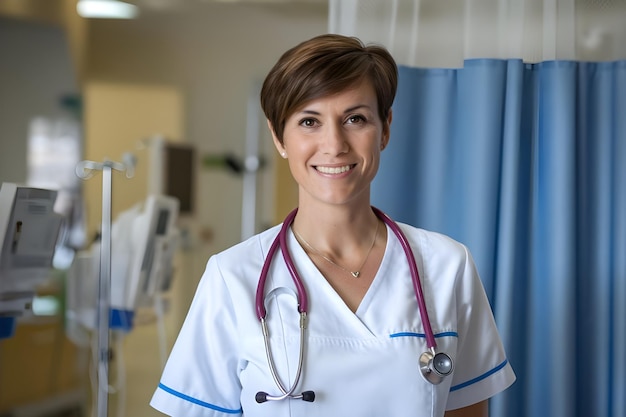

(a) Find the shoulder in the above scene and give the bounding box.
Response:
[196,224,283,296]
[396,222,470,262]
[211,224,281,268]
[393,222,476,290]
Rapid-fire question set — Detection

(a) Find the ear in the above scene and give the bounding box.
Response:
[268,120,287,158]
[381,109,393,151]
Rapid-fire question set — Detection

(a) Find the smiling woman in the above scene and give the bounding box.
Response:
[149,34,516,417]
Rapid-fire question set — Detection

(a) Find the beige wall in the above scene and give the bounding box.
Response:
[83,82,184,238]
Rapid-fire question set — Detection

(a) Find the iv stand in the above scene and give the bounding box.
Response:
[241,82,262,241]
[76,156,135,417]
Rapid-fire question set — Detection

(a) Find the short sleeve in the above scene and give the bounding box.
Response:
[445,245,516,410]
[150,256,243,416]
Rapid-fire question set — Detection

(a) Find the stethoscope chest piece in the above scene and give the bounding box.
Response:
[419,349,453,385]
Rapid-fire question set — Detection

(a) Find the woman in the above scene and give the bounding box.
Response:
[150,34,515,417]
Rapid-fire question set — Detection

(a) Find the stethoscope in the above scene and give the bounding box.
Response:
[254,207,453,404]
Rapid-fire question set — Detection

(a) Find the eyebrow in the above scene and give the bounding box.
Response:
[299,104,373,115]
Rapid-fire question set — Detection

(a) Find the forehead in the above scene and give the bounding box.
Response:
[292,79,378,114]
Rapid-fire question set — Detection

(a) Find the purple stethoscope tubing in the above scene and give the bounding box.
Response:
[371,207,437,349]
[254,206,452,399]
[255,206,435,348]
[255,208,307,320]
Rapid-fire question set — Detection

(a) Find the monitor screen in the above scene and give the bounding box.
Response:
[163,144,195,215]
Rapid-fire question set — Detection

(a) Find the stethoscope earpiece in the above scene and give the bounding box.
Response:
[255,392,269,403]
[419,349,454,385]
[255,390,316,403]
[301,391,316,402]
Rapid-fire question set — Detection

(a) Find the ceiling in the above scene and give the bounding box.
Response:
[128,0,328,13]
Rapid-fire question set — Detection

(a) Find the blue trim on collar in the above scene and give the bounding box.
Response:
[389,331,459,338]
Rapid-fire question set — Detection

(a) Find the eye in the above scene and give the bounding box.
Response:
[299,118,318,128]
[346,114,366,125]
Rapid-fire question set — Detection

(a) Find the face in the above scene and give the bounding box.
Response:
[271,79,391,208]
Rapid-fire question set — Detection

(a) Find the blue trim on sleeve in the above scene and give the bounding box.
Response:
[158,383,242,414]
[449,359,509,392]
[389,331,459,338]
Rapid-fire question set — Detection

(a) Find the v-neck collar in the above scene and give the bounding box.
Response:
[285,225,395,336]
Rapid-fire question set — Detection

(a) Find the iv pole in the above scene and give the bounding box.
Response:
[76,156,135,417]
[241,83,262,241]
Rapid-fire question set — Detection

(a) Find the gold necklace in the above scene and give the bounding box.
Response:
[293,221,379,278]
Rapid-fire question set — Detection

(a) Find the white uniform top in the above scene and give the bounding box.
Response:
[150,222,516,417]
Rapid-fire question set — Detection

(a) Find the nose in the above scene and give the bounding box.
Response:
[322,123,349,155]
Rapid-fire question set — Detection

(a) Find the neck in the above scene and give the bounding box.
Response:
[291,204,381,258]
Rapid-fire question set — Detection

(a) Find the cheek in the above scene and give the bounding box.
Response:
[286,154,308,179]
[284,137,316,160]
[363,148,382,176]
[368,138,383,160]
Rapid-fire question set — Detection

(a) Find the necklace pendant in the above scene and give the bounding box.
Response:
[351,271,360,278]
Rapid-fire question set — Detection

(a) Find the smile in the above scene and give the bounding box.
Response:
[315,164,355,174]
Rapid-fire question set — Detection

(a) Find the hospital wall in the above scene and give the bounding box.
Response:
[0,3,326,417]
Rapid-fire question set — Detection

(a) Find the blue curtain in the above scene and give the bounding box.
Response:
[372,59,626,417]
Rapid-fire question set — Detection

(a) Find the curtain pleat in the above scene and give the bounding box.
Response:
[372,59,626,417]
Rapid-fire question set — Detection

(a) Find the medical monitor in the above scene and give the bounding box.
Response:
[131,194,180,307]
[0,182,63,335]
[109,194,180,330]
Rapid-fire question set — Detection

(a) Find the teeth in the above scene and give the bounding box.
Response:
[316,165,352,174]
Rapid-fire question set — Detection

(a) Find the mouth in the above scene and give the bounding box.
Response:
[314,164,356,174]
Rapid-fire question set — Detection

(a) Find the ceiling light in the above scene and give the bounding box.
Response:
[77,0,139,19]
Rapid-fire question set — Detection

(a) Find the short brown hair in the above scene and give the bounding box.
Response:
[260,34,398,144]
